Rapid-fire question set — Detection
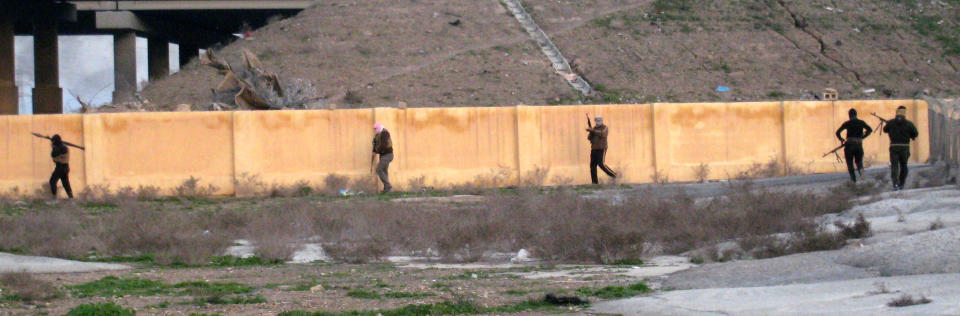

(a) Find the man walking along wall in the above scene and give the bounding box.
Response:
[586,115,617,184]
[883,105,919,190]
[372,123,394,193]
[835,108,873,183]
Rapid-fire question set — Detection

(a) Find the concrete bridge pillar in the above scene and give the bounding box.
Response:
[179,42,199,67]
[0,15,17,114]
[148,37,169,81]
[112,30,137,103]
[32,18,62,114]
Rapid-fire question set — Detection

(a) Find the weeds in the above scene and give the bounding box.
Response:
[0,272,61,302]
[577,282,650,299]
[836,213,871,239]
[69,276,168,298]
[175,176,219,198]
[693,163,710,183]
[192,294,266,305]
[888,294,932,307]
[65,302,135,316]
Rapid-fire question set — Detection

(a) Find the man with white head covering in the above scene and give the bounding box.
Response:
[586,116,617,184]
[372,123,393,193]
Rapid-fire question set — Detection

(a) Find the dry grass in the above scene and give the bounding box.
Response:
[693,163,710,183]
[888,294,932,307]
[174,176,219,198]
[0,272,61,302]
[0,179,860,265]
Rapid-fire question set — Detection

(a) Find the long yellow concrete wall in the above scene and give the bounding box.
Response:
[0,100,929,197]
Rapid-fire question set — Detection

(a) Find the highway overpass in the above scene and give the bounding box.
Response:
[1,0,313,114]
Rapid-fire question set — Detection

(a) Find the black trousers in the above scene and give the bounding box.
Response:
[844,142,864,182]
[590,149,616,184]
[49,163,73,198]
[890,146,910,187]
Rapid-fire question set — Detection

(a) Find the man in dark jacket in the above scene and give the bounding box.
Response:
[49,134,74,199]
[372,123,393,193]
[586,116,617,184]
[882,106,919,190]
[835,108,873,182]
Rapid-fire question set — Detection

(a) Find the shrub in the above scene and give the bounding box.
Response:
[888,294,932,307]
[0,272,61,302]
[836,213,871,239]
[322,174,350,195]
[175,176,219,197]
[65,302,136,316]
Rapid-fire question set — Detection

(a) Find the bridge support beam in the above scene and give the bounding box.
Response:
[32,18,62,114]
[112,30,137,103]
[0,15,17,114]
[179,42,199,67]
[148,37,169,81]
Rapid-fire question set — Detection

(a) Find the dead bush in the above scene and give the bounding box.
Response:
[836,213,871,239]
[693,163,710,183]
[406,175,429,192]
[322,174,350,195]
[234,173,267,197]
[351,174,381,194]
[175,176,219,198]
[99,209,232,265]
[0,272,61,302]
[324,239,391,264]
[471,170,514,189]
[520,167,550,187]
[737,158,807,179]
[888,294,932,307]
[244,206,315,262]
[0,208,96,259]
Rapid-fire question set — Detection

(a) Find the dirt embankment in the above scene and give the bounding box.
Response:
[140,0,960,110]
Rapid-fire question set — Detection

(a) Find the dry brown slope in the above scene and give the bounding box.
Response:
[141,0,960,109]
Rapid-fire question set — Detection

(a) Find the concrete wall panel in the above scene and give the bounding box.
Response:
[0,100,932,197]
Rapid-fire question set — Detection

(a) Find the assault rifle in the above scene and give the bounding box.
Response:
[31,133,85,150]
[585,113,592,128]
[870,112,888,135]
[823,141,844,163]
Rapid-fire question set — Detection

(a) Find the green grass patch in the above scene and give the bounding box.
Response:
[65,302,136,316]
[69,276,168,298]
[173,281,254,296]
[440,270,490,280]
[346,288,381,299]
[208,255,284,267]
[501,289,535,296]
[612,259,644,266]
[278,297,564,316]
[577,282,651,299]
[191,294,266,305]
[383,291,436,299]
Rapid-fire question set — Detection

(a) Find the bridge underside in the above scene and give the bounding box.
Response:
[1,0,307,114]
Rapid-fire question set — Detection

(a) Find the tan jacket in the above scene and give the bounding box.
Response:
[587,124,608,150]
[53,151,69,164]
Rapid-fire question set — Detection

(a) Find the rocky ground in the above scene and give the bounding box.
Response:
[591,185,960,316]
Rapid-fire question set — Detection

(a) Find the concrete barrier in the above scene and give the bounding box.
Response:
[0,100,930,196]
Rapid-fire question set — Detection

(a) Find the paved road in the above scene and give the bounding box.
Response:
[588,164,932,201]
[0,252,129,274]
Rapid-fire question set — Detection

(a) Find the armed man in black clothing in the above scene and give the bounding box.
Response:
[835,108,873,183]
[49,134,74,199]
[882,106,919,190]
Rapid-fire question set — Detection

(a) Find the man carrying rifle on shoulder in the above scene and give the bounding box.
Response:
[586,114,617,184]
[878,106,918,191]
[32,133,84,199]
[835,108,872,183]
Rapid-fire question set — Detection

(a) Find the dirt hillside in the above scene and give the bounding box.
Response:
[140,0,960,109]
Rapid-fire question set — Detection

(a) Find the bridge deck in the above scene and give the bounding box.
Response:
[70,0,314,11]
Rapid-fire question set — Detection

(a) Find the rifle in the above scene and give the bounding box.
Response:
[585,113,592,128]
[870,112,888,135]
[370,154,376,173]
[31,133,85,150]
[822,142,845,163]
